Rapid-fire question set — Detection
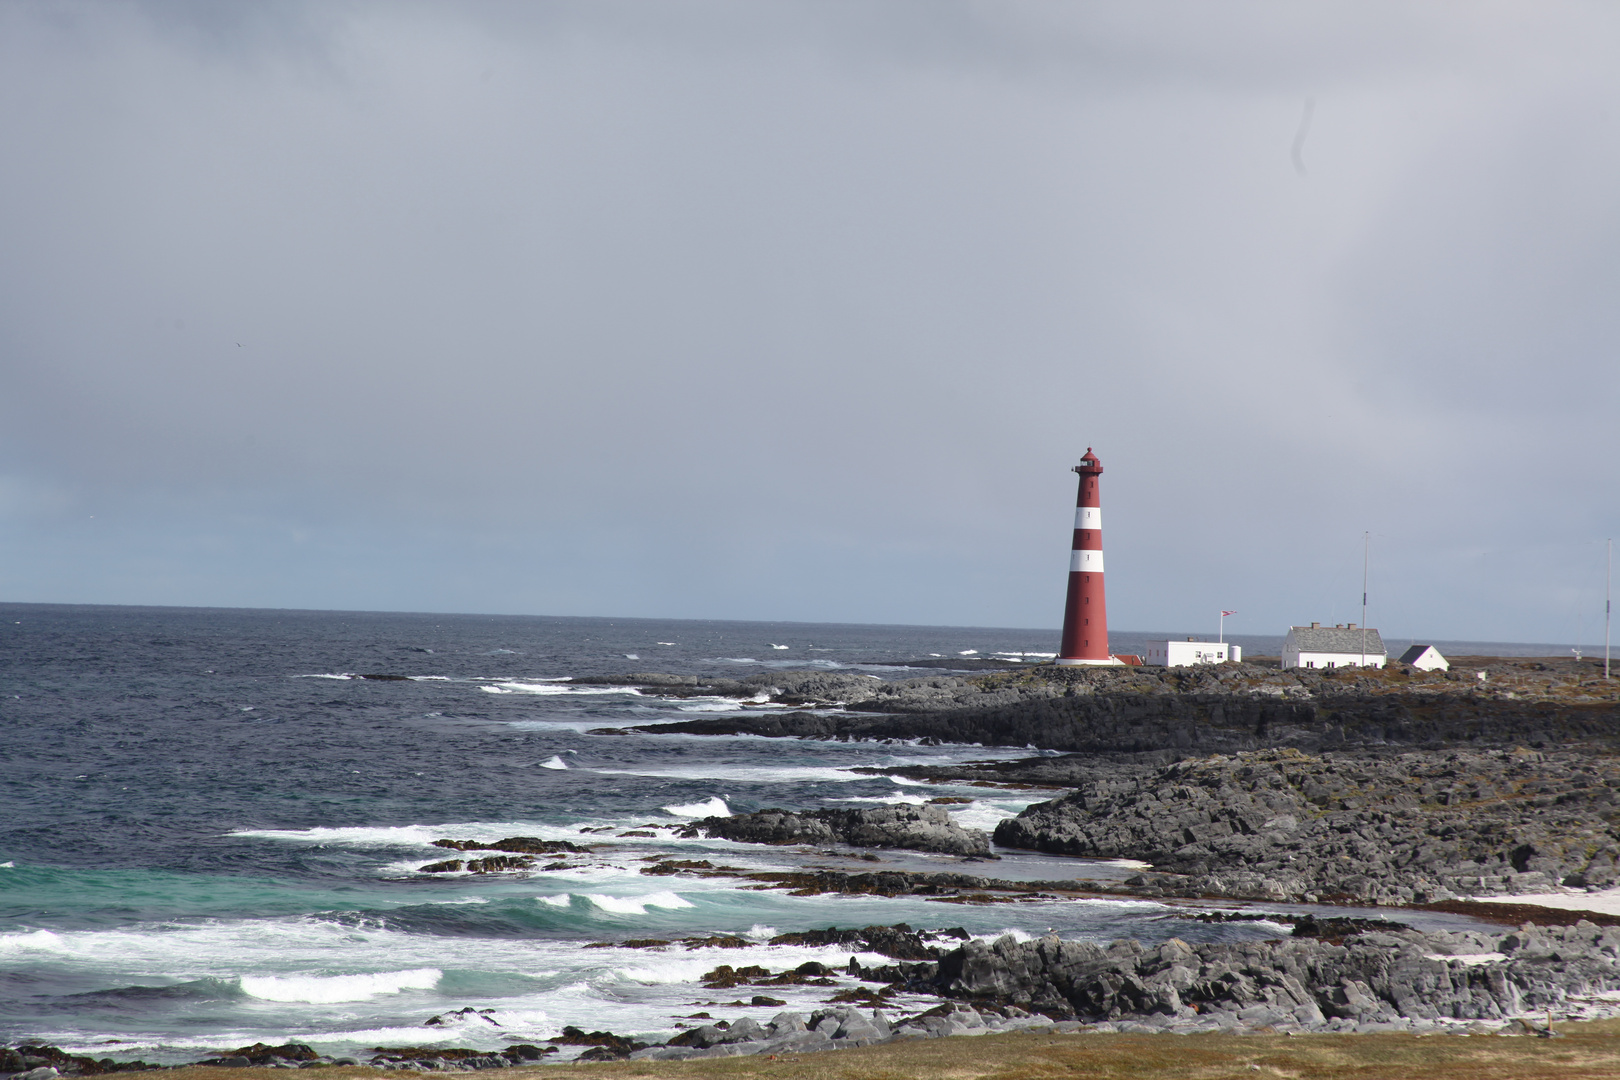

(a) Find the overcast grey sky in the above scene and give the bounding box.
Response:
[1,0,1616,644]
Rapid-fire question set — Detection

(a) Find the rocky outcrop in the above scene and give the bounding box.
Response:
[929,919,1620,1031]
[687,805,994,857]
[994,747,1620,904]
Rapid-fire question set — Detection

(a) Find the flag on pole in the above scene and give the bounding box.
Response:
[1221,610,1236,617]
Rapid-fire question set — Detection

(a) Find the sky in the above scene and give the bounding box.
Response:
[1,0,1617,645]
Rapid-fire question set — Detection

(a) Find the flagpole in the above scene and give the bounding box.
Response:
[1607,538,1612,680]
[1219,610,1225,644]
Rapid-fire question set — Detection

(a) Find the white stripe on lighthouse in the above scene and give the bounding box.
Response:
[1074,507,1102,529]
[1070,550,1105,572]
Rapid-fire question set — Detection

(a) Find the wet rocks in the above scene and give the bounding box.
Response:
[994,747,1620,904]
[418,837,593,875]
[686,804,994,857]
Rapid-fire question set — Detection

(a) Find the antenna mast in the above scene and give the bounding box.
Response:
[1607,538,1612,680]
[1361,532,1369,668]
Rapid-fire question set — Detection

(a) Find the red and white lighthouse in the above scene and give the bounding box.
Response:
[1056,448,1120,665]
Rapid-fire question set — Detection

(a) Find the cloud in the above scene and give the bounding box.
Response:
[0,1,1616,642]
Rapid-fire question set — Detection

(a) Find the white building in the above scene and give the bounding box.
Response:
[1282,623,1387,670]
[1398,644,1449,671]
[1144,639,1242,667]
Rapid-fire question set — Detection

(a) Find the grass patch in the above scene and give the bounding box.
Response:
[157,1021,1620,1080]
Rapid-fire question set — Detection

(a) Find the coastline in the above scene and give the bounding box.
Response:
[9,650,1620,1074]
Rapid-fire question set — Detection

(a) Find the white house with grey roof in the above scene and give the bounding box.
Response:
[1282,623,1387,670]
[1398,644,1449,671]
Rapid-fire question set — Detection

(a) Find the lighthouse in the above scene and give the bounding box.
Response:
[1056,448,1121,665]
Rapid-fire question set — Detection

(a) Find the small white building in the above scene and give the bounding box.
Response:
[1144,639,1242,667]
[1282,623,1387,670]
[1398,644,1449,672]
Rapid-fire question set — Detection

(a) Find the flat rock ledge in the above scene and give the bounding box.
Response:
[995,746,1620,905]
[686,804,995,858]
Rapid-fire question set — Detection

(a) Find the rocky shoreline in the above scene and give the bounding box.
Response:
[11,915,1620,1072]
[11,659,1620,1073]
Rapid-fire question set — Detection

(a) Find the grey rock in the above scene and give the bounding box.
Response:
[768,1011,808,1033]
[720,1017,768,1044]
[993,747,1620,904]
[15,1069,61,1080]
[925,919,1620,1033]
[692,804,994,857]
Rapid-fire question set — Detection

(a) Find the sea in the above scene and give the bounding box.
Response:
[0,604,1583,1062]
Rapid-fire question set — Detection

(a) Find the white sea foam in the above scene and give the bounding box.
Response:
[230,821,555,848]
[746,924,777,940]
[948,800,1023,832]
[536,895,572,908]
[825,795,928,806]
[296,674,354,680]
[661,796,730,818]
[302,1009,559,1048]
[0,929,66,953]
[0,861,14,868]
[482,682,640,697]
[239,968,442,1003]
[539,756,569,770]
[605,764,875,784]
[958,650,978,656]
[887,775,927,786]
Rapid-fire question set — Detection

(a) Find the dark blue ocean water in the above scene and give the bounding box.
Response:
[0,604,1521,1061]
